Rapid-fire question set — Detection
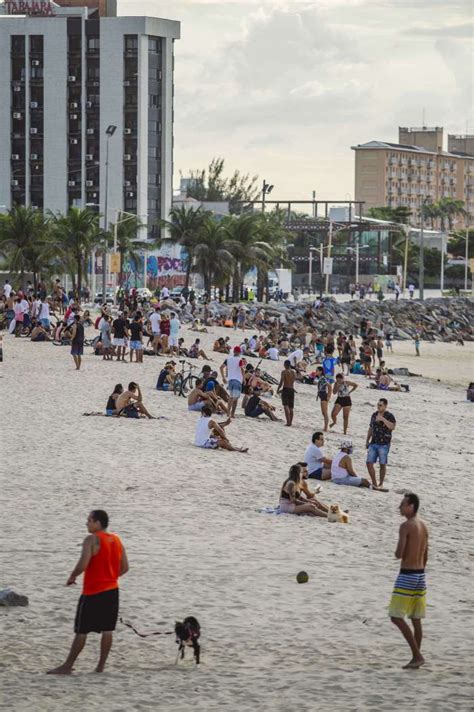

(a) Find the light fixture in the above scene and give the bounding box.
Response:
[106,124,117,137]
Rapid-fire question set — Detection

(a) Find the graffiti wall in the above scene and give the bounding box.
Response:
[121,245,187,290]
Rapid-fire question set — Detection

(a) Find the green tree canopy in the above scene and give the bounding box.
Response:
[184,158,260,214]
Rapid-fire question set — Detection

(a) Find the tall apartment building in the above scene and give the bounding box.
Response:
[0,0,180,239]
[352,126,474,227]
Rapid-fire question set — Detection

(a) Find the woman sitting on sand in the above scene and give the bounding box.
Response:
[279,464,327,517]
[213,337,229,353]
[106,384,124,416]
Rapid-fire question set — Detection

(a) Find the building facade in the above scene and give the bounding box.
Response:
[352,127,474,227]
[0,0,180,239]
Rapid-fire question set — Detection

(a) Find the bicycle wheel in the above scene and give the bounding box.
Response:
[181,374,198,396]
[173,374,184,396]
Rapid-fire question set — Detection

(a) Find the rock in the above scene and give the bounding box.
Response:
[0,589,29,607]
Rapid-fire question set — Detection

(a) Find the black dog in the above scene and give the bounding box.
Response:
[174,616,201,664]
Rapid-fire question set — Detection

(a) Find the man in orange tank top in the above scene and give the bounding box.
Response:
[48,510,129,674]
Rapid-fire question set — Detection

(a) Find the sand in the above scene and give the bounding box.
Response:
[1,324,473,712]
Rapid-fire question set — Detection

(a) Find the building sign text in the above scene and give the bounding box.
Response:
[3,1,56,16]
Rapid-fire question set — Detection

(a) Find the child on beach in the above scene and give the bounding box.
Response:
[414,337,420,357]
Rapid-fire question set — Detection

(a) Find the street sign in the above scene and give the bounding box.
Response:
[110,252,120,274]
[323,257,333,275]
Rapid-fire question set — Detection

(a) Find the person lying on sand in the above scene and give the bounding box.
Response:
[331,439,387,491]
[194,405,248,452]
[116,382,154,419]
[279,463,327,517]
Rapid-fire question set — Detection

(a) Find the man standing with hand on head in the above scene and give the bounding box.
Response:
[220,346,245,418]
[48,510,129,675]
[389,493,428,669]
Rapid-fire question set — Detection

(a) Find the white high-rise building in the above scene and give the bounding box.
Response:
[0,0,180,239]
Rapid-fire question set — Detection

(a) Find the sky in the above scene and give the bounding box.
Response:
[120,0,473,203]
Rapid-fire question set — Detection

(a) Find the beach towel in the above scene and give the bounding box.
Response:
[258,506,285,515]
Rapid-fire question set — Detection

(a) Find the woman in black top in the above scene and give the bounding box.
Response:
[106,384,123,416]
[330,373,358,434]
[279,464,326,517]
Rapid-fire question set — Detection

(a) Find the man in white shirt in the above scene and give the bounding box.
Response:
[194,405,248,452]
[20,296,30,327]
[169,311,180,355]
[3,280,12,298]
[304,432,332,480]
[38,299,51,329]
[219,346,245,418]
[267,345,279,361]
[408,284,415,299]
[149,306,161,355]
[161,286,170,300]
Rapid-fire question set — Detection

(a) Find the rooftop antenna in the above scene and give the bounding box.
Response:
[422,107,426,129]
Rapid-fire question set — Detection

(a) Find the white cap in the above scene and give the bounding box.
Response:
[340,438,353,449]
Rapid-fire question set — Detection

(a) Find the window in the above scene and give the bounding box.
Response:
[149,94,160,108]
[149,38,161,54]
[87,37,100,51]
[125,36,138,51]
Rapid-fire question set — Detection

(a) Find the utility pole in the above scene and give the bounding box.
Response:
[465,227,470,292]
[262,179,273,213]
[325,220,333,295]
[102,125,117,298]
[419,196,431,301]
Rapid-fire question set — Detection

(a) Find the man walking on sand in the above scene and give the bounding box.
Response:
[69,314,84,370]
[277,359,296,426]
[220,346,245,418]
[389,493,428,669]
[48,510,129,675]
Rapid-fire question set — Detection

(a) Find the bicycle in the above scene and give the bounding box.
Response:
[173,360,199,397]
[254,359,279,386]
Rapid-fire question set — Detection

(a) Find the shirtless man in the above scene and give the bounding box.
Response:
[277,360,296,426]
[188,378,227,414]
[389,493,428,669]
[116,382,154,419]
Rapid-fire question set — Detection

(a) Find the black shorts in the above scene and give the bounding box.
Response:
[308,468,323,480]
[335,396,352,408]
[341,357,351,364]
[74,588,119,634]
[318,393,328,402]
[281,387,295,408]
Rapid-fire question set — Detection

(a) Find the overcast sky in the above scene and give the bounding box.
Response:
[120,0,473,202]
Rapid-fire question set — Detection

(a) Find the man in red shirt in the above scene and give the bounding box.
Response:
[48,510,129,674]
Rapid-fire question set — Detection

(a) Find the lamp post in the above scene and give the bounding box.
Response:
[440,233,445,294]
[347,244,369,285]
[419,196,431,301]
[464,227,470,292]
[309,246,317,292]
[113,210,147,299]
[261,179,274,213]
[102,124,117,298]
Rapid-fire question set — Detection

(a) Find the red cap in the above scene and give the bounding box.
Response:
[155,305,161,310]
[233,346,241,354]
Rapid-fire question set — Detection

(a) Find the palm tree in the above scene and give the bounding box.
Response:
[0,205,49,288]
[111,213,148,290]
[222,213,275,300]
[160,206,210,289]
[255,212,294,301]
[437,198,468,231]
[192,217,236,294]
[49,207,100,295]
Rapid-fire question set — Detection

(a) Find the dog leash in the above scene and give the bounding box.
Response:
[120,617,174,638]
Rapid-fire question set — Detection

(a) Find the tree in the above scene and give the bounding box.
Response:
[185,158,260,214]
[367,206,411,224]
[160,206,210,289]
[437,198,468,231]
[192,217,236,294]
[110,213,148,290]
[222,213,275,300]
[49,207,100,295]
[0,205,50,288]
[448,229,474,259]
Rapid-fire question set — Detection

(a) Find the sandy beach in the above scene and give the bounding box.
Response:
[1,324,473,711]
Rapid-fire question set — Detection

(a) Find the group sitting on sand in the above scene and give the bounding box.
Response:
[105,382,154,419]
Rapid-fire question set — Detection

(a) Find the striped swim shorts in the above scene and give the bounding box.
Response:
[388,568,426,619]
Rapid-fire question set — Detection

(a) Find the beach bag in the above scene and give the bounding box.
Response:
[224,319,233,327]
[8,319,16,334]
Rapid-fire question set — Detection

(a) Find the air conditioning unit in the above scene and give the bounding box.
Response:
[70,138,78,145]
[32,60,40,67]
[124,128,132,135]
[30,127,38,134]
[13,85,21,92]
[13,112,23,119]
[68,75,76,82]
[30,153,38,160]
[68,180,76,187]
[126,191,134,198]
[91,192,97,198]
[123,80,130,87]
[31,205,39,210]
[11,180,19,186]
[70,113,78,120]
[70,102,78,109]
[124,180,131,187]
[86,180,94,187]
[86,153,93,160]
[92,81,99,87]
[86,128,94,135]
[11,154,20,160]
[86,101,92,108]
[124,154,131,160]
[30,101,38,108]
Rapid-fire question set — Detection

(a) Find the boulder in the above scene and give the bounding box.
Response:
[0,589,29,607]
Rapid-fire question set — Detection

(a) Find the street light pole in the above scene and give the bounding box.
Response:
[325,220,333,295]
[261,179,274,213]
[309,248,313,292]
[102,125,117,298]
[465,228,470,292]
[440,233,445,294]
[419,196,431,301]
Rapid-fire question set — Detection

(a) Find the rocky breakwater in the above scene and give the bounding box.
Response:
[206,297,473,342]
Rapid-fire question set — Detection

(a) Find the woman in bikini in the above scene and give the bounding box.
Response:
[279,464,326,517]
[330,373,358,435]
[106,384,124,416]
